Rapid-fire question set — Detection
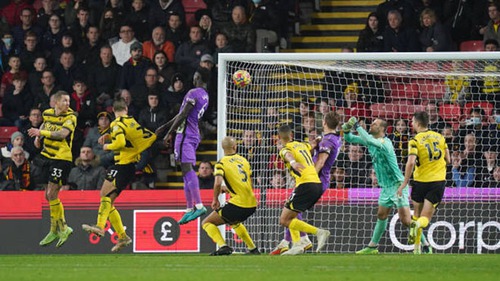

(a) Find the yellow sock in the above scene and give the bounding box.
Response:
[202,222,226,247]
[97,197,112,229]
[58,200,67,231]
[412,215,418,221]
[108,207,126,239]
[232,223,256,250]
[417,216,429,228]
[290,229,300,243]
[289,218,318,236]
[49,199,60,233]
[415,228,423,246]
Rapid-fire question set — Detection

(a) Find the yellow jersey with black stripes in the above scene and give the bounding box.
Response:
[41,108,76,162]
[108,116,156,165]
[409,130,448,182]
[214,154,257,208]
[279,141,321,186]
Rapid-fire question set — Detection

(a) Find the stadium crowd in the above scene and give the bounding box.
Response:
[0,0,499,191]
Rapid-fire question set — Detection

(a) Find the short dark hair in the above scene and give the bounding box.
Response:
[484,39,499,48]
[278,124,292,135]
[413,111,429,127]
[199,161,213,169]
[113,98,128,112]
[324,111,340,129]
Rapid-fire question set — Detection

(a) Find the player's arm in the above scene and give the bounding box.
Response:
[314,152,328,174]
[211,175,224,210]
[104,128,126,151]
[355,126,383,149]
[165,102,194,138]
[280,149,305,173]
[444,148,451,165]
[28,126,71,141]
[397,154,416,197]
[342,117,371,146]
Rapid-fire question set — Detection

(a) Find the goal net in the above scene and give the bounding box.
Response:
[216,52,500,254]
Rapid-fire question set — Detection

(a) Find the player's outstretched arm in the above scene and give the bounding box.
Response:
[165,103,194,138]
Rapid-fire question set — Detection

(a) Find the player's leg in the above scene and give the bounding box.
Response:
[202,211,228,251]
[40,182,62,246]
[271,213,310,255]
[82,179,116,236]
[47,161,73,247]
[356,205,391,254]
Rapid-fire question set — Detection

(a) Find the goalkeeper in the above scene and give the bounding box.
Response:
[342,117,430,254]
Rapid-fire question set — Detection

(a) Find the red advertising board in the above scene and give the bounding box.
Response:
[134,210,200,252]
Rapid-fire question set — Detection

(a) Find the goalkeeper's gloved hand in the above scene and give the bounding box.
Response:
[347,117,359,130]
[341,123,352,133]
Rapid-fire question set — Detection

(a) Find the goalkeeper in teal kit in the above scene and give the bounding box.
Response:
[343,117,431,254]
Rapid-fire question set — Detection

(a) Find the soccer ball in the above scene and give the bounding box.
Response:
[232,70,251,88]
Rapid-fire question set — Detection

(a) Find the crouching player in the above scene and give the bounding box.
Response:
[202,136,260,255]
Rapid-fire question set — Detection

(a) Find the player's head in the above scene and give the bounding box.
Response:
[278,124,293,144]
[113,98,128,115]
[323,111,340,130]
[369,118,387,136]
[193,67,210,88]
[413,111,429,131]
[52,91,70,112]
[221,136,237,154]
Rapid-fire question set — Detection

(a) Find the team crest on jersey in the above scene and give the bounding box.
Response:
[113,125,120,132]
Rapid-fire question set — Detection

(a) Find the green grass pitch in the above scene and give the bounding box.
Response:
[1,254,498,281]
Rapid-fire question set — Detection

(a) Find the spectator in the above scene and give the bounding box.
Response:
[198,161,215,189]
[478,145,498,187]
[12,7,43,53]
[1,132,30,161]
[70,78,97,131]
[87,45,121,107]
[490,166,500,187]
[295,112,316,142]
[418,8,453,52]
[315,98,332,130]
[83,111,114,168]
[0,33,18,73]
[196,9,216,49]
[33,69,60,111]
[42,14,65,57]
[332,166,346,188]
[343,144,371,187]
[152,50,176,87]
[293,98,313,129]
[484,38,499,51]
[68,6,90,46]
[127,0,150,43]
[53,49,85,93]
[149,0,185,30]
[66,146,106,190]
[175,25,210,79]
[367,168,379,188]
[64,0,86,27]
[483,2,500,43]
[270,170,286,189]
[388,118,409,168]
[118,89,139,118]
[0,0,33,27]
[383,10,420,52]
[138,91,169,133]
[130,67,165,111]
[472,44,500,107]
[99,7,120,43]
[36,0,64,30]
[376,0,415,29]
[105,0,126,23]
[111,24,138,66]
[458,106,490,146]
[165,12,188,49]
[120,41,152,91]
[452,134,482,187]
[249,1,279,52]
[222,5,256,53]
[19,31,44,73]
[205,0,247,26]
[239,128,265,186]
[1,55,27,98]
[444,60,470,106]
[426,102,448,132]
[0,146,35,191]
[143,26,175,63]
[1,73,32,128]
[20,108,43,158]
[357,12,384,52]
[49,31,78,65]
[212,32,233,67]
[77,25,105,68]
[27,56,47,94]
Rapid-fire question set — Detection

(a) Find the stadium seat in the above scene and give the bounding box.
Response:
[411,62,439,72]
[441,61,475,73]
[0,126,18,146]
[378,62,408,81]
[183,0,207,27]
[459,40,484,52]
[396,101,425,119]
[389,82,419,101]
[349,103,370,120]
[439,104,462,122]
[417,80,447,100]
[369,103,399,119]
[463,102,494,118]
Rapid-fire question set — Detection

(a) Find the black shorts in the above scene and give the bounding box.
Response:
[105,163,136,191]
[285,182,323,212]
[37,155,72,186]
[411,181,446,206]
[217,203,256,225]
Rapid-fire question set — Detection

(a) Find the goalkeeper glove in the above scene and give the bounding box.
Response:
[347,116,359,129]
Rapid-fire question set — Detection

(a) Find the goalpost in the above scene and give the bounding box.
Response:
[216,52,500,254]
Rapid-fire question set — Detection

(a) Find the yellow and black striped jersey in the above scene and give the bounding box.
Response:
[107,116,156,165]
[409,130,448,182]
[279,141,321,186]
[214,153,257,208]
[41,108,77,162]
